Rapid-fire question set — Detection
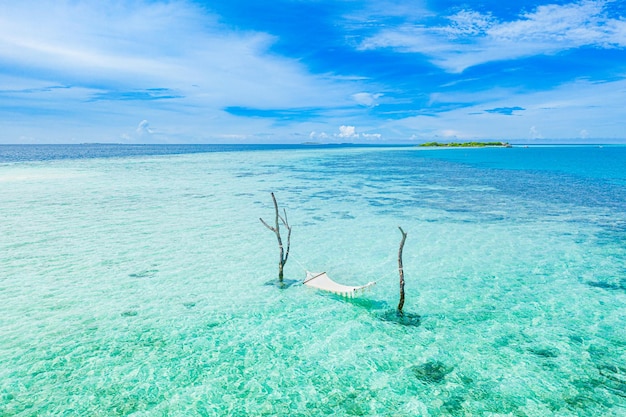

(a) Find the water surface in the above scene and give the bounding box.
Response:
[1,145,625,416]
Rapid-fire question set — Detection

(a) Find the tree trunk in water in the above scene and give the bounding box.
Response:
[260,192,292,282]
[397,226,407,313]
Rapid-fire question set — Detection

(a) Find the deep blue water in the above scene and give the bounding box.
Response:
[0,143,380,163]
[2,144,623,179]
[3,144,624,215]
[417,145,626,182]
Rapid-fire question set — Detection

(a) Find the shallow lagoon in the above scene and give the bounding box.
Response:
[1,145,625,416]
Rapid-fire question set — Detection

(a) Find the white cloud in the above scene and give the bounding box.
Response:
[0,1,199,85]
[352,92,383,107]
[337,125,359,138]
[360,0,626,72]
[136,120,153,136]
[308,127,385,142]
[445,10,495,37]
[343,0,431,25]
[529,126,543,139]
[361,133,382,140]
[309,131,330,140]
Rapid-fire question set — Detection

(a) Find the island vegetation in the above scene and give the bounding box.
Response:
[419,141,512,148]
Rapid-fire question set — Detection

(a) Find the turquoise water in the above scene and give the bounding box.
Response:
[1,145,625,416]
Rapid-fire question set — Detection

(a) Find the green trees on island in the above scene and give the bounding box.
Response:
[419,141,511,147]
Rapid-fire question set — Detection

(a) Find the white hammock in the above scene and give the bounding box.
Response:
[303,271,376,298]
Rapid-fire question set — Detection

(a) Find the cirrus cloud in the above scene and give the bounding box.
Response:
[359,0,626,72]
[0,0,364,143]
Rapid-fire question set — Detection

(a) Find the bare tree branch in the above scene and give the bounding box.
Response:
[260,192,292,281]
[284,217,292,264]
[397,226,408,313]
[279,207,292,264]
[259,217,276,232]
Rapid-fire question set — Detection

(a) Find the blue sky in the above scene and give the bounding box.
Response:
[1,0,625,143]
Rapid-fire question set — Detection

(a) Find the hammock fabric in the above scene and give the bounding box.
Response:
[303,271,376,297]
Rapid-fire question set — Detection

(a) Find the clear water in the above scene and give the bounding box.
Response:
[1,145,625,416]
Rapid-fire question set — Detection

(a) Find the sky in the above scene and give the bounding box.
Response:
[1,0,625,144]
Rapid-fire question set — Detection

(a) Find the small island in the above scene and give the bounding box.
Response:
[419,141,512,148]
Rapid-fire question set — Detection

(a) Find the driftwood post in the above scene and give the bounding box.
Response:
[397,226,408,313]
[260,192,292,282]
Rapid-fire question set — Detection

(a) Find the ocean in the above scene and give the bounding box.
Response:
[1,144,625,416]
